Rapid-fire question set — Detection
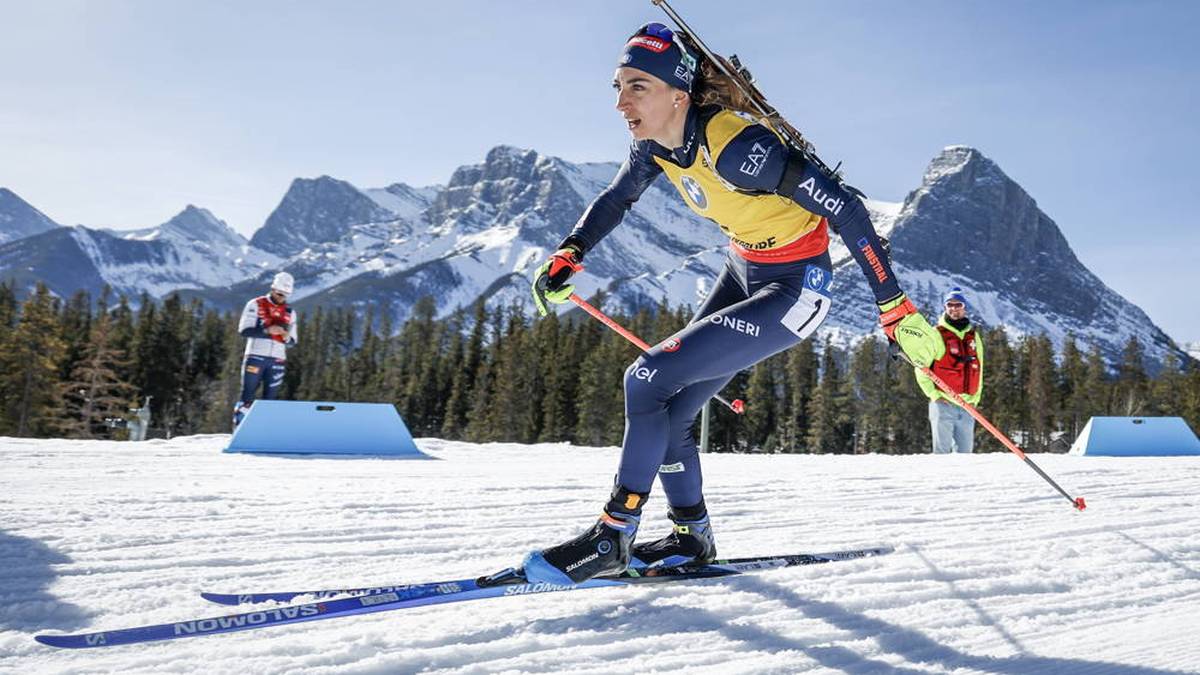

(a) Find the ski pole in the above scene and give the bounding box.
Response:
[892,345,1086,511]
[568,293,745,415]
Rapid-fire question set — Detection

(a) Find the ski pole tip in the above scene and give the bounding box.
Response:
[731,399,745,414]
[1074,497,1087,511]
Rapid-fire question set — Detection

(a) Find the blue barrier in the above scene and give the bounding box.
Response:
[1069,416,1200,456]
[225,400,427,457]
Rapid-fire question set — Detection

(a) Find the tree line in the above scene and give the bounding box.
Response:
[1,281,1198,452]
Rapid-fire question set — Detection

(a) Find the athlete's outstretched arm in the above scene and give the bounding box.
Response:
[559,144,663,256]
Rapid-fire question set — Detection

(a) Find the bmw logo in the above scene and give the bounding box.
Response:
[681,175,707,210]
[597,540,613,555]
[806,266,827,290]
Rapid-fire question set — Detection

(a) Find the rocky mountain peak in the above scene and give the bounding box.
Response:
[893,146,1086,306]
[161,205,244,248]
[0,187,60,245]
[432,146,583,243]
[250,176,397,257]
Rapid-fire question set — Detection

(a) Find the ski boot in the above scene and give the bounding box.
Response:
[631,500,717,569]
[231,402,251,429]
[522,486,647,585]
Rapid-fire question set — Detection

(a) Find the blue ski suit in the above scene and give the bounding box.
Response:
[560,104,903,507]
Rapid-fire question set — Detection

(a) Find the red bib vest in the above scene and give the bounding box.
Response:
[256,297,292,344]
[931,325,980,396]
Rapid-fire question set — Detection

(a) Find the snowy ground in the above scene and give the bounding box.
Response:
[2,436,1199,674]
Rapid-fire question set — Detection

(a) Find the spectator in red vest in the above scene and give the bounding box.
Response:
[916,287,984,453]
[233,272,297,428]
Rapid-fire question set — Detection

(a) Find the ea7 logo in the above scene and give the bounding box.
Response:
[85,633,107,646]
[739,142,771,177]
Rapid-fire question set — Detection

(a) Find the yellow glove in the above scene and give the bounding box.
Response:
[879,294,943,366]
[531,247,583,317]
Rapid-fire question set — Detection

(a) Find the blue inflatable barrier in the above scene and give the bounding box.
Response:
[1069,416,1200,456]
[225,400,427,457]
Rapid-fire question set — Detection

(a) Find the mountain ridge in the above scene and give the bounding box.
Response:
[0,145,1187,369]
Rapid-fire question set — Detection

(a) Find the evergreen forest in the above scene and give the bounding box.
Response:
[2,282,1197,454]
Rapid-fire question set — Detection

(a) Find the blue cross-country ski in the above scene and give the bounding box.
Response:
[35,546,893,649]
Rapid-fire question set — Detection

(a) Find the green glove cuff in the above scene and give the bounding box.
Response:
[531,260,575,317]
[895,313,944,366]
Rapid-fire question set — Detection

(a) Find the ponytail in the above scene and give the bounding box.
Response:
[691,57,758,117]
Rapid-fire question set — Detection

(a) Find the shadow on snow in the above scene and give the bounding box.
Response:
[0,530,90,632]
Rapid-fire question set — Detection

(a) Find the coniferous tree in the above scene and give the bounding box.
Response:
[780,338,818,452]
[706,369,750,453]
[806,340,853,454]
[575,322,629,447]
[848,337,889,453]
[886,362,931,454]
[535,311,576,443]
[1083,343,1113,416]
[443,304,487,439]
[57,290,93,383]
[108,294,136,384]
[1059,334,1089,440]
[1181,360,1200,434]
[144,293,194,436]
[744,353,782,452]
[350,307,383,402]
[1149,351,1186,417]
[0,284,67,436]
[56,304,136,438]
[1114,336,1149,415]
[405,317,452,434]
[0,281,17,334]
[464,306,506,442]
[201,313,246,433]
[1021,334,1059,451]
[977,327,1018,452]
[291,306,327,401]
[394,297,437,411]
[483,305,540,442]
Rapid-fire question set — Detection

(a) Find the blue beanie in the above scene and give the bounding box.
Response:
[944,287,967,306]
[618,23,698,94]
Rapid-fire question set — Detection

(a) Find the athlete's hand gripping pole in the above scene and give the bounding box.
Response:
[568,293,745,415]
[892,344,1086,511]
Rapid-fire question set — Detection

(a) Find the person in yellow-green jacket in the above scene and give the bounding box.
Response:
[916,288,984,454]
[522,22,945,586]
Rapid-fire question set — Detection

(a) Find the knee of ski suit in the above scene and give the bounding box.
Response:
[623,353,682,415]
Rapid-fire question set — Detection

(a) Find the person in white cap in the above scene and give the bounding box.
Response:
[233,272,298,428]
[915,287,984,453]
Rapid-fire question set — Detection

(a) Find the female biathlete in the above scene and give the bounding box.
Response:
[523,23,941,585]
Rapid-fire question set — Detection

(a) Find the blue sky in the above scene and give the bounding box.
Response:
[1,1,1197,343]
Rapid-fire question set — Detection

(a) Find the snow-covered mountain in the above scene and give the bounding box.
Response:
[0,188,59,245]
[0,206,279,299]
[0,145,1187,368]
[819,146,1185,368]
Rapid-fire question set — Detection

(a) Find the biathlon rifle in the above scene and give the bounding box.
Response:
[651,0,846,181]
